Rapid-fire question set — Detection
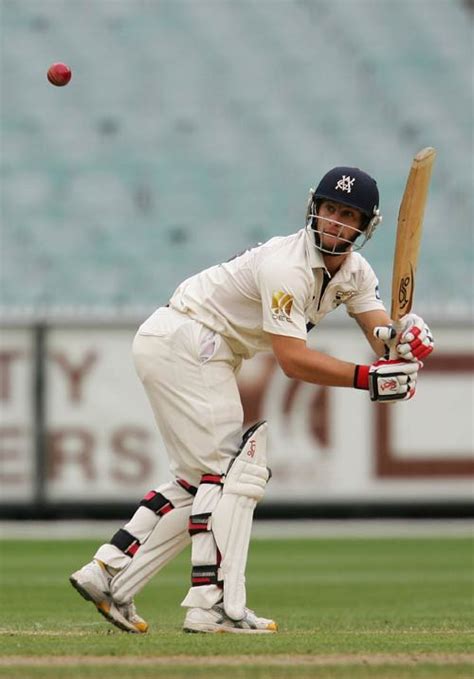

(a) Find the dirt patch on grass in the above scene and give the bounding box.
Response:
[0,654,473,667]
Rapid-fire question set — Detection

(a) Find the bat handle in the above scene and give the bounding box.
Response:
[373,324,399,359]
[374,325,397,342]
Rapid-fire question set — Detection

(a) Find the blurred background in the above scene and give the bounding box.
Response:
[0,0,473,521]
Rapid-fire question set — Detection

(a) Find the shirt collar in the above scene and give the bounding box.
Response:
[304,227,328,271]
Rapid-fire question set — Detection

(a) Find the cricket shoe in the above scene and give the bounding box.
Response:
[183,603,277,634]
[69,559,148,634]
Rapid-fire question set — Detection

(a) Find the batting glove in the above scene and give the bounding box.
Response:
[354,359,420,402]
[396,313,434,361]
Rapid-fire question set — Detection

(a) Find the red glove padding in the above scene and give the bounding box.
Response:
[354,359,420,402]
[396,313,434,361]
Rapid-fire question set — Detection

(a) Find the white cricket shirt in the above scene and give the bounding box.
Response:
[161,228,386,359]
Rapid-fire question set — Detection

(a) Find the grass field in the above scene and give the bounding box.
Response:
[0,536,473,678]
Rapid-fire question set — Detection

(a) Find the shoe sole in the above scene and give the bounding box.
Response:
[69,576,141,634]
[183,624,277,634]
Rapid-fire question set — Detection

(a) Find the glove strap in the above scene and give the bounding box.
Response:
[353,364,369,390]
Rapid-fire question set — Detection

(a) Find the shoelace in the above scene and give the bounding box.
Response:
[119,601,138,620]
[215,604,258,624]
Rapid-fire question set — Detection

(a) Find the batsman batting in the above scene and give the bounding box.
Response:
[70,162,434,634]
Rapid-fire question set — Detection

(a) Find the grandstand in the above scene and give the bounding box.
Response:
[1,0,472,318]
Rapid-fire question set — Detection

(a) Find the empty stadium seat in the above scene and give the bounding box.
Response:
[1,0,471,317]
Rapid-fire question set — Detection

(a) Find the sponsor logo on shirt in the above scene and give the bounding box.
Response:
[331,289,356,309]
[271,291,294,322]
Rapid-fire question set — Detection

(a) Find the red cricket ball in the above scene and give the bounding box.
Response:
[47,63,72,87]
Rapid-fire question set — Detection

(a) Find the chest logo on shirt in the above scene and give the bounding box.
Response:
[331,289,356,309]
[271,291,294,322]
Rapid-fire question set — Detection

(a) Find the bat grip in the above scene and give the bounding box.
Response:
[373,325,397,342]
[373,324,399,359]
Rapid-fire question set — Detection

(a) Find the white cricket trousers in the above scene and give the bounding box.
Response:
[122,306,244,609]
[133,306,243,482]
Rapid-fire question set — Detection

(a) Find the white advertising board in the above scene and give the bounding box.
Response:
[0,328,36,501]
[1,323,473,504]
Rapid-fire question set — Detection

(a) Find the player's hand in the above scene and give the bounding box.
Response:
[354,359,420,402]
[396,313,434,361]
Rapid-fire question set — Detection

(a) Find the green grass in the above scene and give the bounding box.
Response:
[0,537,473,678]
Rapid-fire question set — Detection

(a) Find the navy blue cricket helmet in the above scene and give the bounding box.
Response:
[306,166,383,254]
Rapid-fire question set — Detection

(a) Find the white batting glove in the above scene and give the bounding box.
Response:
[354,359,420,402]
[396,313,434,361]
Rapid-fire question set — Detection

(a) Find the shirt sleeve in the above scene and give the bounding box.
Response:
[257,259,309,340]
[345,258,387,315]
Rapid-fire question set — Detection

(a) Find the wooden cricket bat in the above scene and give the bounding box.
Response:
[390,147,436,321]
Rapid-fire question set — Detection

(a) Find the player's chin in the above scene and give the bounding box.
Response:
[320,233,340,248]
[321,238,351,255]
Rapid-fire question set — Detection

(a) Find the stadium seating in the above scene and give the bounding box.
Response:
[1,0,471,317]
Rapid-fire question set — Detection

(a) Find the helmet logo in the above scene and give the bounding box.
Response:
[335,175,355,193]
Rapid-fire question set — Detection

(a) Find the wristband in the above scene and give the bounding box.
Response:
[353,364,369,390]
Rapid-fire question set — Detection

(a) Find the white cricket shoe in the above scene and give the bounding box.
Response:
[69,560,148,634]
[183,603,277,634]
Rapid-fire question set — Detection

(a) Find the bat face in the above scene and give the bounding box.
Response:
[391,147,436,321]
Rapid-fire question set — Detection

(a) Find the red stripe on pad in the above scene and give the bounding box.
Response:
[200,474,223,485]
[126,542,140,556]
[159,503,173,515]
[177,478,198,495]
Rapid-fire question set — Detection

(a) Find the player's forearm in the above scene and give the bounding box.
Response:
[277,345,356,387]
[353,309,392,357]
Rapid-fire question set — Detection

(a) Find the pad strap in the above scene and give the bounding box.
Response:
[188,512,212,536]
[110,528,141,557]
[140,490,174,515]
[200,473,224,485]
[176,478,198,496]
[191,565,222,587]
